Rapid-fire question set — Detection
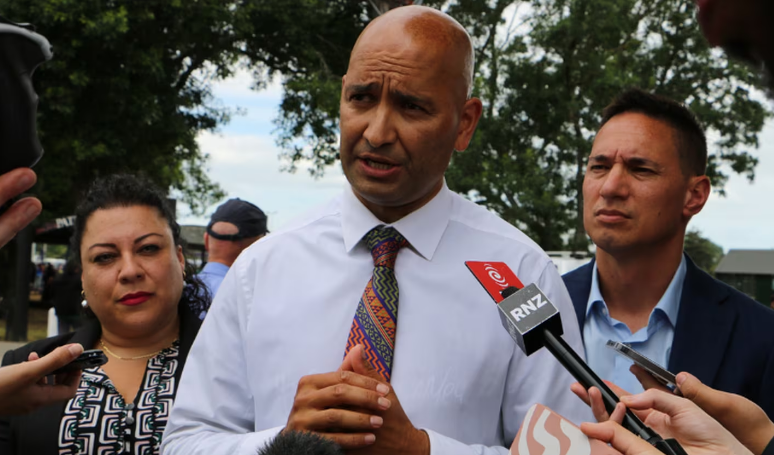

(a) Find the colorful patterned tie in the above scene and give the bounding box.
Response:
[345,226,408,382]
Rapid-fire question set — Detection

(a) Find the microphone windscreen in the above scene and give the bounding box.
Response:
[257,431,343,455]
[511,404,622,455]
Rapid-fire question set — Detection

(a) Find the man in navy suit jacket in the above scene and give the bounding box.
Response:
[564,88,774,419]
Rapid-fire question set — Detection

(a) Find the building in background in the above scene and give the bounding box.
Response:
[715,250,774,305]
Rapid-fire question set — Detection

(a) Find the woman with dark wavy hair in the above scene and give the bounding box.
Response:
[0,174,211,454]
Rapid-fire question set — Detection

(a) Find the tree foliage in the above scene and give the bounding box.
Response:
[0,0,245,218]
[449,0,770,251]
[267,0,771,251]
[684,229,724,272]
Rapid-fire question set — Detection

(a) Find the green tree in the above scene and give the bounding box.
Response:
[266,0,771,252]
[449,0,770,251]
[0,0,243,218]
[684,229,724,272]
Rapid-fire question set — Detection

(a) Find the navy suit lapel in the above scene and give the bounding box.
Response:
[668,256,736,385]
[562,259,595,333]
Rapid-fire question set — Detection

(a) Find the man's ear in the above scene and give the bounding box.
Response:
[454,97,483,152]
[203,232,210,252]
[684,175,711,218]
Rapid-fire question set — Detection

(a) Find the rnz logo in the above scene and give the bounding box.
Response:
[510,293,547,322]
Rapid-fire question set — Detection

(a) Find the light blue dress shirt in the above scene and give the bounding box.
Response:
[196,261,230,300]
[583,256,686,394]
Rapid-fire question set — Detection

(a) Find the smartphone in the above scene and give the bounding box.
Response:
[51,349,108,375]
[606,340,677,390]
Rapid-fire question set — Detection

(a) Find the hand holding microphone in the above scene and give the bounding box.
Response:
[580,389,754,455]
[574,370,774,455]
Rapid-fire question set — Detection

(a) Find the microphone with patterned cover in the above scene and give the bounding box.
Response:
[511,403,622,455]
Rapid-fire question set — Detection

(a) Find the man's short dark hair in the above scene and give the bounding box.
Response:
[600,88,707,177]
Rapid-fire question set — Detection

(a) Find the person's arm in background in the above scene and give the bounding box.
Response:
[580,390,753,455]
[0,343,83,415]
[0,168,41,248]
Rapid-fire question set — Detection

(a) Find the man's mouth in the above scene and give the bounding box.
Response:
[365,159,396,170]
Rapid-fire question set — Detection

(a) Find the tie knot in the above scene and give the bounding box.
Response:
[365,226,408,268]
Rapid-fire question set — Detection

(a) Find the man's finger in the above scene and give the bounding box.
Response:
[306,408,384,432]
[301,369,389,397]
[348,345,383,382]
[570,382,592,406]
[609,402,627,425]
[0,197,42,247]
[630,365,672,393]
[310,383,391,412]
[581,421,657,455]
[0,168,36,204]
[21,344,83,381]
[341,345,390,387]
[674,371,730,415]
[620,388,693,417]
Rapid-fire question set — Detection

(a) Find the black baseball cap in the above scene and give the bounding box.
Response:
[206,198,268,241]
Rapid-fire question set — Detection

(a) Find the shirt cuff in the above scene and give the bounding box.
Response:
[423,428,508,455]
[234,426,284,455]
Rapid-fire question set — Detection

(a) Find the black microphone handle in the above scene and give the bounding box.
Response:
[541,329,685,455]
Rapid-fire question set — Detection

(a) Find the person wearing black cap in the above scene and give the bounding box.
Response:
[197,198,268,299]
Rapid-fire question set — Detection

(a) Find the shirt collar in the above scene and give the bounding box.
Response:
[201,261,230,276]
[341,181,452,261]
[585,255,687,327]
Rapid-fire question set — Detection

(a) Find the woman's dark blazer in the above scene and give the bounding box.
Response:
[0,303,202,454]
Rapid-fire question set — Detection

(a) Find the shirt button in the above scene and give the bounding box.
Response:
[126,415,135,425]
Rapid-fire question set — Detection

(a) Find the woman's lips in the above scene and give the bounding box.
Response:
[119,293,152,306]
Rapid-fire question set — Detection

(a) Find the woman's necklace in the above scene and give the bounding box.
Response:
[99,339,175,361]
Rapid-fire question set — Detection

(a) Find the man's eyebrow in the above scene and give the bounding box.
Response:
[625,157,660,168]
[589,155,612,164]
[392,89,431,107]
[346,82,380,94]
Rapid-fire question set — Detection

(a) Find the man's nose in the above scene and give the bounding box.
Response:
[599,165,629,199]
[362,102,397,149]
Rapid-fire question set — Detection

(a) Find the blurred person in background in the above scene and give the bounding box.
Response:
[0,174,209,454]
[41,262,57,306]
[50,260,84,334]
[196,198,267,300]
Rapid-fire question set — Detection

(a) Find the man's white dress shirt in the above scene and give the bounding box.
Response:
[162,184,591,455]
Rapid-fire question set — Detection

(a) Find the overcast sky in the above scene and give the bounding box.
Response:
[179,70,774,252]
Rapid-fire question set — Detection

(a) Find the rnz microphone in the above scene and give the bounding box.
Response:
[258,431,343,455]
[498,284,686,455]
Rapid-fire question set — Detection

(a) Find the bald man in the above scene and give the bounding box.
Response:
[163,6,589,455]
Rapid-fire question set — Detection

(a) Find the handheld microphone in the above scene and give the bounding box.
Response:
[0,16,52,175]
[511,403,622,455]
[497,284,686,455]
[257,431,343,455]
